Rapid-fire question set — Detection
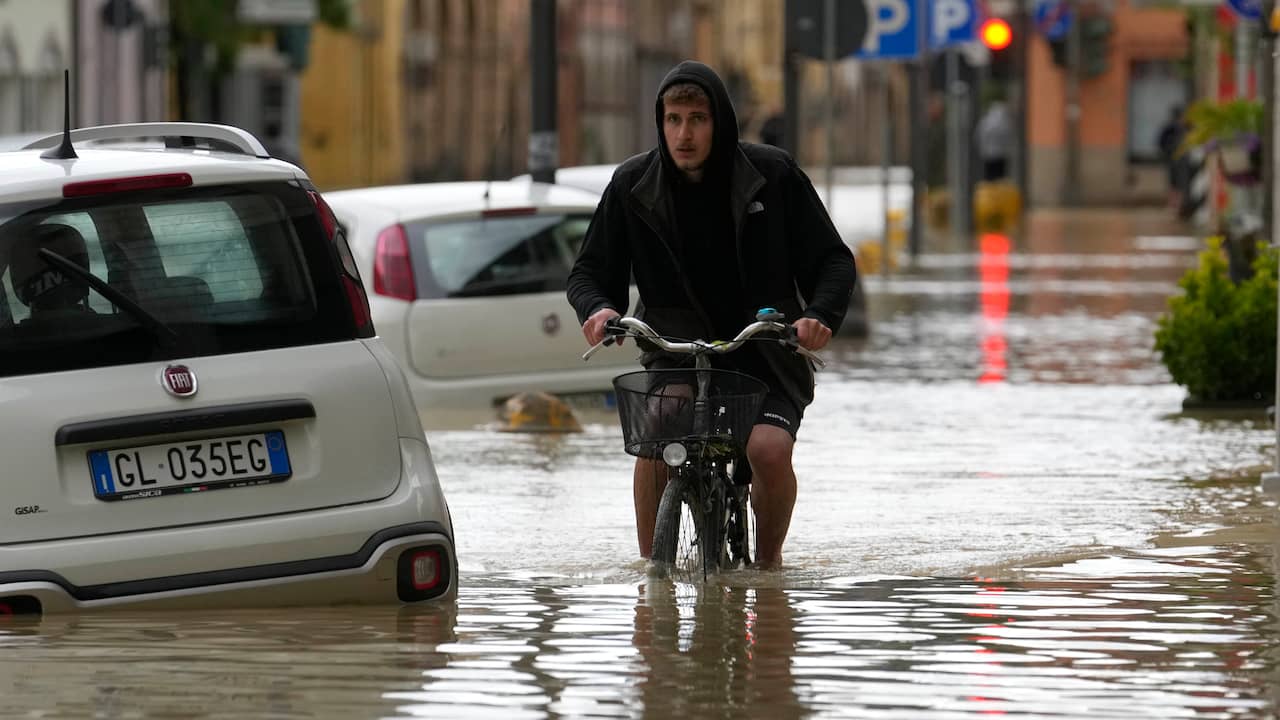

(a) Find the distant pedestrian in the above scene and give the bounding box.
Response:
[1157,106,1188,210]
[975,98,1012,182]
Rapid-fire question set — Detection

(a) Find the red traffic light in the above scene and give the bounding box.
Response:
[981,18,1013,50]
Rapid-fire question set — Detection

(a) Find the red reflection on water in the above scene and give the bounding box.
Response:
[979,233,1011,384]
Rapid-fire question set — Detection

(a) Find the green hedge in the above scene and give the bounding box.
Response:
[1154,237,1277,404]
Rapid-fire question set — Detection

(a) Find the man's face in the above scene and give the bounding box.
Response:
[663,97,714,180]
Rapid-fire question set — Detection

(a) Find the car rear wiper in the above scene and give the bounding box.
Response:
[37,248,180,346]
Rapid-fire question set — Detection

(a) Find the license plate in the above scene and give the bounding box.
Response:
[88,430,292,502]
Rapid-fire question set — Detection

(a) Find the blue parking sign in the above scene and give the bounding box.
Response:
[932,0,979,48]
[856,0,979,60]
[857,0,920,58]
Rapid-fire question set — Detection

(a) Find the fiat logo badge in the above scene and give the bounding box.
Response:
[542,313,560,336]
[162,364,198,398]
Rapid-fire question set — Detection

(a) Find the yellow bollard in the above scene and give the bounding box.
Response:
[973,180,1022,234]
[497,391,584,433]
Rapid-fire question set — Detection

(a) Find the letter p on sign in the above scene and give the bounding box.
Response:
[933,0,971,44]
[863,0,910,54]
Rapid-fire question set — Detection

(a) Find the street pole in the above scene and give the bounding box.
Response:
[1014,0,1030,218]
[529,0,558,184]
[784,50,801,157]
[1065,0,1082,206]
[825,0,837,205]
[1262,0,1275,238]
[909,0,929,261]
[946,49,970,242]
[882,65,893,273]
[1264,32,1280,494]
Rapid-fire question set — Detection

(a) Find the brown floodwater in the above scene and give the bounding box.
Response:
[2,209,1277,719]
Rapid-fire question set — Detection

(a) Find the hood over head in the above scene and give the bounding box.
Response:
[654,61,739,186]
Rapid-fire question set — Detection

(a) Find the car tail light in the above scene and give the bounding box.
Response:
[63,173,193,198]
[373,224,417,301]
[397,546,450,601]
[308,190,374,334]
[308,190,338,239]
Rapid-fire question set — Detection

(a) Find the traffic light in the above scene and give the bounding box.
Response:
[983,18,1015,81]
[981,18,1013,51]
[1080,15,1112,77]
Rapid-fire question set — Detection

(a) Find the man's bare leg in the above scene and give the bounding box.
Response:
[634,458,669,558]
[746,424,796,569]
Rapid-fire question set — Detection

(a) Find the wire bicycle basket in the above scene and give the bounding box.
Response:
[612,368,768,458]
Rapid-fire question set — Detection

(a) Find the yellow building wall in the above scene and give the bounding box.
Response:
[300,0,407,191]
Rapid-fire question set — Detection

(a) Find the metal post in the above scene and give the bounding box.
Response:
[947,49,968,242]
[784,50,801,156]
[909,0,929,260]
[1014,0,1030,215]
[1264,36,1280,493]
[1234,23,1259,222]
[882,65,893,273]
[824,0,837,204]
[1262,0,1275,238]
[1065,0,1081,206]
[529,0,558,184]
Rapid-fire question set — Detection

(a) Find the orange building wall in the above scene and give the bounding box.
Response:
[1026,0,1187,206]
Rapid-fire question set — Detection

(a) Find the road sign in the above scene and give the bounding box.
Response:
[786,0,870,59]
[933,0,980,48]
[1226,0,1262,21]
[856,0,980,59]
[1034,0,1071,40]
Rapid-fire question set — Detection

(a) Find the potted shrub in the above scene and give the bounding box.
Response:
[1179,99,1264,186]
[1154,237,1277,408]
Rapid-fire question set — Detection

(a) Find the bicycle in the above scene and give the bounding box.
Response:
[583,308,825,580]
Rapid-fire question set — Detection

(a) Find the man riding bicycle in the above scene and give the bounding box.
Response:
[566,61,857,569]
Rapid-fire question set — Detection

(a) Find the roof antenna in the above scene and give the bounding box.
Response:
[41,69,77,160]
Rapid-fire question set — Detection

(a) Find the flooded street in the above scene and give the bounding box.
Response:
[4,209,1278,718]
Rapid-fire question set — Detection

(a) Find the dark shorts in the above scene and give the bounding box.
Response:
[642,347,804,440]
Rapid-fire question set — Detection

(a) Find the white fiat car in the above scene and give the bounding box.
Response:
[0,123,456,613]
[323,181,638,413]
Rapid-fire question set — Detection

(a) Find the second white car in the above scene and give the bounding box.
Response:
[324,181,639,414]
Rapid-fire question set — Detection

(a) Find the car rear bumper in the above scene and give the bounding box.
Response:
[0,437,457,612]
[0,529,456,613]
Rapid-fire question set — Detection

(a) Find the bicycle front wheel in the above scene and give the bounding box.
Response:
[651,470,727,581]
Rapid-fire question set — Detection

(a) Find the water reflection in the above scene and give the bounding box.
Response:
[978,232,1011,384]
[2,550,1274,718]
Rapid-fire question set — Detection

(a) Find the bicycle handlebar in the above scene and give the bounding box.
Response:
[582,316,826,369]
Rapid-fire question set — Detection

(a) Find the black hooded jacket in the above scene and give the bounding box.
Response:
[566,61,857,410]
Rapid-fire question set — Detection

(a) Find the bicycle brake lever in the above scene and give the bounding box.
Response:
[779,324,826,369]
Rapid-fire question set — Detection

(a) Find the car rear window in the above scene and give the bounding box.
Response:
[0,180,364,378]
[407,214,591,298]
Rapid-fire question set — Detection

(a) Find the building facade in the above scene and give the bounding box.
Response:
[1026,0,1190,207]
